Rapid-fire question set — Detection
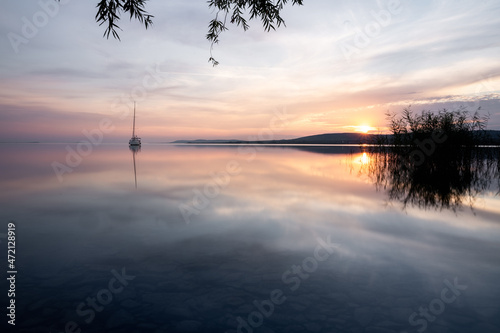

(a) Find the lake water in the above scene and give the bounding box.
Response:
[1,143,500,333]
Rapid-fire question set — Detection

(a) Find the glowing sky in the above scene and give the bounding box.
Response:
[1,0,499,142]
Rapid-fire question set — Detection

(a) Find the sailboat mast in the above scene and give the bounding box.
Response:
[132,102,136,137]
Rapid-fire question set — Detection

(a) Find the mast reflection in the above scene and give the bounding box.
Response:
[129,145,141,189]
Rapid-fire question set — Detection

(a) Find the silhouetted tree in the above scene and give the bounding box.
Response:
[60,0,304,66]
[365,107,498,211]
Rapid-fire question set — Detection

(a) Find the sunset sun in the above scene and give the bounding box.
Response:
[356,125,371,133]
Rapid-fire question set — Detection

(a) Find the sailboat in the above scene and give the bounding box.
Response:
[129,102,141,146]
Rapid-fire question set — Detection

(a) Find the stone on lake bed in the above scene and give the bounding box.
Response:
[27,298,51,311]
[364,326,398,333]
[18,316,48,329]
[106,309,136,329]
[136,322,159,330]
[164,306,193,318]
[446,313,477,325]
[143,292,192,305]
[304,322,323,332]
[389,307,413,321]
[393,297,415,308]
[224,296,246,306]
[284,324,305,332]
[175,320,202,332]
[121,299,141,308]
[372,320,400,327]
[354,307,374,327]
[305,313,327,322]
[42,307,58,317]
[471,323,500,333]
[289,302,307,311]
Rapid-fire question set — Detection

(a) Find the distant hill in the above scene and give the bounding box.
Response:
[486,130,500,144]
[173,133,388,144]
[172,130,500,145]
[259,133,384,144]
[172,139,245,144]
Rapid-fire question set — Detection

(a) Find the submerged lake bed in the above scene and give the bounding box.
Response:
[1,143,500,333]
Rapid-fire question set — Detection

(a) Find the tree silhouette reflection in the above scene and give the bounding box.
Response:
[364,146,500,211]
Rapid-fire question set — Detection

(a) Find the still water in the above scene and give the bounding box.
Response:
[1,143,499,333]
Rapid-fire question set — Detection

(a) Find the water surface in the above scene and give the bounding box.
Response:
[1,143,499,333]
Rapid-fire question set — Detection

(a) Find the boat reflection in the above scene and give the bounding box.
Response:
[129,145,141,189]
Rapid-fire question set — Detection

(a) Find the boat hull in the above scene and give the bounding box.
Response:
[129,137,141,146]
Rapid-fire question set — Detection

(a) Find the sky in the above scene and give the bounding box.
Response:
[0,0,499,142]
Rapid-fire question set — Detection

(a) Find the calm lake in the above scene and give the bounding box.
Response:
[1,143,500,333]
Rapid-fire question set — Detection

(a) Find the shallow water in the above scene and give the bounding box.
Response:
[1,143,499,333]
